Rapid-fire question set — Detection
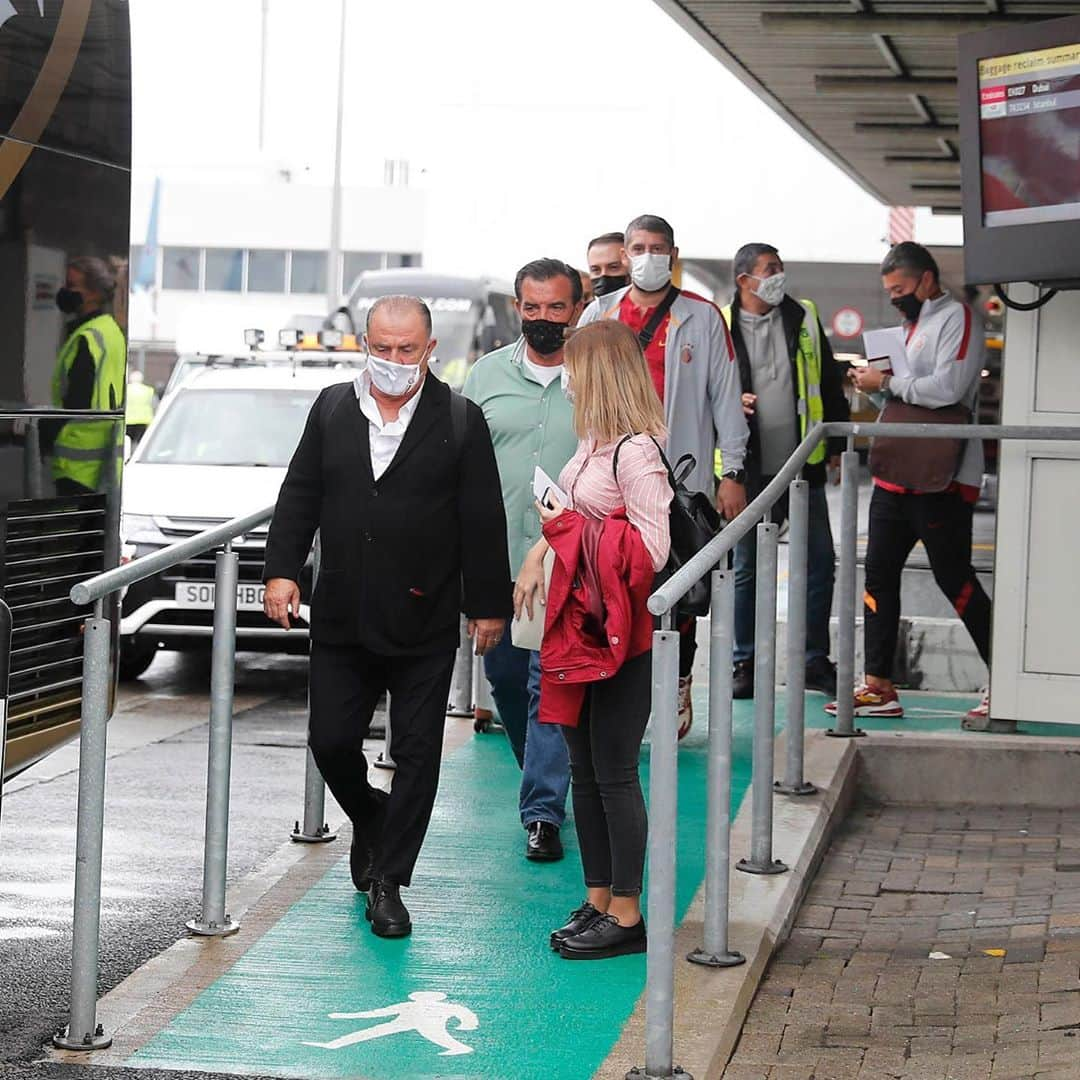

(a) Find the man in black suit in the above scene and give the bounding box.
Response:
[263,295,511,938]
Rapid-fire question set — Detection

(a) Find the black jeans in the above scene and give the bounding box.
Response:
[308,641,455,887]
[561,650,652,897]
[864,486,991,678]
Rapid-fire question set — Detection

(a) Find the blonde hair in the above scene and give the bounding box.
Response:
[563,320,666,443]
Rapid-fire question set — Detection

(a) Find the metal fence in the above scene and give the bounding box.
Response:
[46,420,1080,1067]
[633,420,1080,1080]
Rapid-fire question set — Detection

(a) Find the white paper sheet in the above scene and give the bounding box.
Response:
[862,326,911,379]
[532,466,567,509]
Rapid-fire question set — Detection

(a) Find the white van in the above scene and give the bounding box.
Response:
[118,357,356,679]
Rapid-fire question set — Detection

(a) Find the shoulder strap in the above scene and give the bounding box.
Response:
[450,389,468,457]
[612,433,681,495]
[638,287,680,350]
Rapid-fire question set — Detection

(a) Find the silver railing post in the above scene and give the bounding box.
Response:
[828,442,865,738]
[446,615,474,717]
[775,479,816,796]
[292,747,340,840]
[374,696,396,772]
[630,617,687,1080]
[187,544,241,937]
[54,601,113,1051]
[688,566,745,970]
[293,534,338,841]
[737,522,788,876]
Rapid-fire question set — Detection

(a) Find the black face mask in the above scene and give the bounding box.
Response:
[56,287,83,315]
[591,274,630,298]
[891,291,923,323]
[520,317,570,357]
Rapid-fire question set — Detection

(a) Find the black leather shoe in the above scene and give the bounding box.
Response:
[349,789,389,892]
[525,821,564,862]
[733,659,754,699]
[549,902,603,951]
[559,913,646,959]
[366,879,411,938]
[805,656,838,696]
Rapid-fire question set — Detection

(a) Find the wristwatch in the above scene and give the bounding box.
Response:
[721,468,746,485]
[880,373,892,394]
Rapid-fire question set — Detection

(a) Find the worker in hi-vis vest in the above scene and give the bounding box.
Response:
[124,370,157,446]
[720,243,849,702]
[49,256,127,495]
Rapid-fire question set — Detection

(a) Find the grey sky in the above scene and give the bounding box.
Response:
[129,0,959,275]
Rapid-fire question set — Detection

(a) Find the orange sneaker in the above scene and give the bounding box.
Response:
[825,684,904,718]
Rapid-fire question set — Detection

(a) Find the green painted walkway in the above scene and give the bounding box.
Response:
[131,714,733,1080]
[130,686,1060,1079]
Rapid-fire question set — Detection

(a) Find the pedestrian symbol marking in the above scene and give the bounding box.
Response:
[303,992,479,1057]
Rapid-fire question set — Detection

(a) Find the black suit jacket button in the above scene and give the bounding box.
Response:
[371,487,378,496]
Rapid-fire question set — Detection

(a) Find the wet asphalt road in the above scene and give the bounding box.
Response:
[0,650,347,1078]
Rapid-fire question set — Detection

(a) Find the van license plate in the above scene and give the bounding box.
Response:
[174,582,266,611]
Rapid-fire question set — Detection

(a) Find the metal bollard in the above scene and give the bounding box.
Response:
[827,445,865,738]
[54,604,113,1050]
[373,694,396,771]
[631,622,689,1080]
[446,615,474,717]
[775,480,816,796]
[737,523,788,876]
[187,546,241,937]
[688,567,746,969]
[292,747,338,842]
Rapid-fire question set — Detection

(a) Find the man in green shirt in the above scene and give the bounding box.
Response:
[463,258,582,862]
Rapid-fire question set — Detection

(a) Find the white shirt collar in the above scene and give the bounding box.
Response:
[353,369,425,431]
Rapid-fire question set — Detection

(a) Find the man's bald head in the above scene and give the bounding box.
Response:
[365,294,432,336]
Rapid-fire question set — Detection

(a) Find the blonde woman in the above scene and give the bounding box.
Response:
[514,320,672,960]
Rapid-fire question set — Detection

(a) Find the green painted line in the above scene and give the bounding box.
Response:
[131,701,749,1080]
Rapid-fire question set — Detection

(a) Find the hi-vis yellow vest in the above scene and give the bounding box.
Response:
[51,313,127,491]
[716,298,826,476]
[125,380,156,427]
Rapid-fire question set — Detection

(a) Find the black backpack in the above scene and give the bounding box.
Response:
[613,436,723,618]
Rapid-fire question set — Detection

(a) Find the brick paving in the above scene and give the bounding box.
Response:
[728,803,1080,1079]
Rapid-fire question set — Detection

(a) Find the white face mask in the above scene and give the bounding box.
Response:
[366,352,424,397]
[751,272,787,308]
[560,367,575,403]
[629,252,672,293]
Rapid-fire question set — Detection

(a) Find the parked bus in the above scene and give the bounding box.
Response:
[0,1,131,784]
[336,269,519,389]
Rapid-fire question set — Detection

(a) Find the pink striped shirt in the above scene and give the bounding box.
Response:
[559,435,672,571]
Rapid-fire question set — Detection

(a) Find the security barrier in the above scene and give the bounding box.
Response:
[51,422,1080,1067]
[631,421,1080,1080]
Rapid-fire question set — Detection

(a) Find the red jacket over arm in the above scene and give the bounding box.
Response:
[538,507,656,727]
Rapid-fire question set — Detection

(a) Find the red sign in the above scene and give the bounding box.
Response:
[832,307,864,339]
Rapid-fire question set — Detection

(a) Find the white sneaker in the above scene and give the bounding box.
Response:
[677,676,693,740]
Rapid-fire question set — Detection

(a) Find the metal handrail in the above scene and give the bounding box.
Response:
[55,503,337,1051]
[70,504,276,606]
[637,418,1080,1079]
[649,421,1080,616]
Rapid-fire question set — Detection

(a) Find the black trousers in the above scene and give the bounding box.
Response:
[308,641,455,887]
[561,650,652,897]
[864,486,991,679]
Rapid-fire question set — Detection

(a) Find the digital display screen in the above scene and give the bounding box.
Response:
[978,43,1080,227]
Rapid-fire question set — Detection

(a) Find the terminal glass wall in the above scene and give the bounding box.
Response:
[0,0,131,779]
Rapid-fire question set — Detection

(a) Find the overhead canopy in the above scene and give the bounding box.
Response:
[652,0,1072,213]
